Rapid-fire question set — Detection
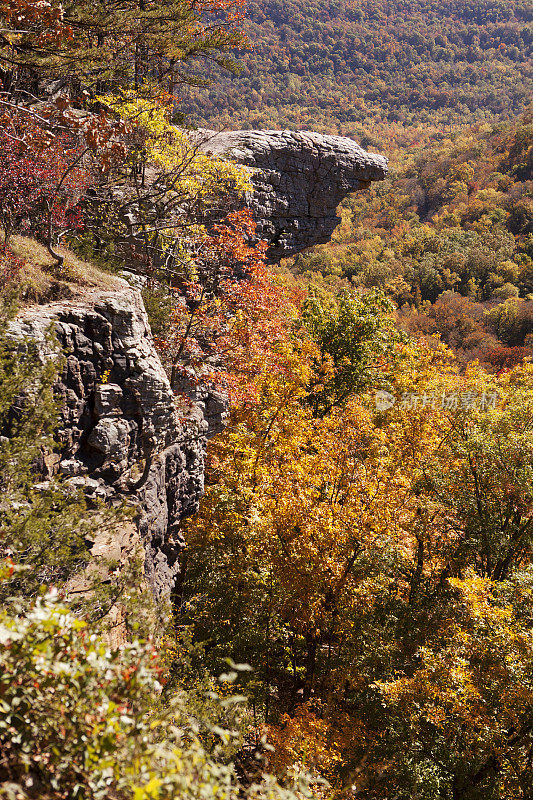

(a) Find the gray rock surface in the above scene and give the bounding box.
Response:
[7,285,220,599]
[197,129,388,261]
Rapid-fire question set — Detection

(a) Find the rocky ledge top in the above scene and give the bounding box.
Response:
[197,129,388,261]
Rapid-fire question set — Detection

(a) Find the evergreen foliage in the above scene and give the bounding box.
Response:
[0,0,245,96]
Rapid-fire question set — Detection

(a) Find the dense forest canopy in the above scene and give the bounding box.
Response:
[180,0,533,144]
[286,103,533,369]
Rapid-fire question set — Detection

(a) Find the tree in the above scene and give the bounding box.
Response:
[179,319,533,795]
[159,209,302,405]
[0,0,246,98]
[0,111,88,260]
[0,98,130,265]
[302,289,401,416]
[0,584,313,799]
[81,92,253,276]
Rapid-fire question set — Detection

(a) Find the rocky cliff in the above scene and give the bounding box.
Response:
[8,284,227,600]
[10,130,387,601]
[198,129,388,261]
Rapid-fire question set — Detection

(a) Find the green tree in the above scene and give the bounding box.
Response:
[302,289,401,416]
[0,0,244,98]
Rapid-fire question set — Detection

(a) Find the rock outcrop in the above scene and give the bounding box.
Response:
[198,129,388,261]
[8,284,224,599]
[7,129,388,602]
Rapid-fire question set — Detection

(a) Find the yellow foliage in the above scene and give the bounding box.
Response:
[265,704,356,784]
[183,328,533,796]
[98,91,252,197]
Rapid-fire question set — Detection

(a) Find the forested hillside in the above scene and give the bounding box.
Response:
[3,0,533,797]
[0,2,315,798]
[182,0,533,143]
[287,102,533,368]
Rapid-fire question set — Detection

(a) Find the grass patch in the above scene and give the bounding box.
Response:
[4,237,123,305]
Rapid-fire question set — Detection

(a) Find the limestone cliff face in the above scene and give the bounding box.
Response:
[8,284,223,599]
[198,129,388,261]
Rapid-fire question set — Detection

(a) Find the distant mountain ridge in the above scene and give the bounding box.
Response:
[181,0,532,141]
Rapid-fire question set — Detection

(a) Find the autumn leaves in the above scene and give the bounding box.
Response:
[178,294,533,796]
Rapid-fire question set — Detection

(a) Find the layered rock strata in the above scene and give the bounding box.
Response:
[197,129,388,261]
[8,284,224,599]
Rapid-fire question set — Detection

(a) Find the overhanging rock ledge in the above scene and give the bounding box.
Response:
[197,129,388,261]
[7,129,388,603]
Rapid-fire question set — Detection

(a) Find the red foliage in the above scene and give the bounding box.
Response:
[160,210,303,406]
[0,0,73,48]
[0,247,23,287]
[0,112,88,246]
[483,345,532,371]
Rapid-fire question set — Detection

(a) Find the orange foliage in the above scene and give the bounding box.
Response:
[162,210,303,405]
[264,704,354,780]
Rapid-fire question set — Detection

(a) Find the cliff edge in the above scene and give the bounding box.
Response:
[7,130,388,601]
[198,129,388,261]
[8,284,224,600]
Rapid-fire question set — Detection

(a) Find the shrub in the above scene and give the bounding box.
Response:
[0,586,312,800]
